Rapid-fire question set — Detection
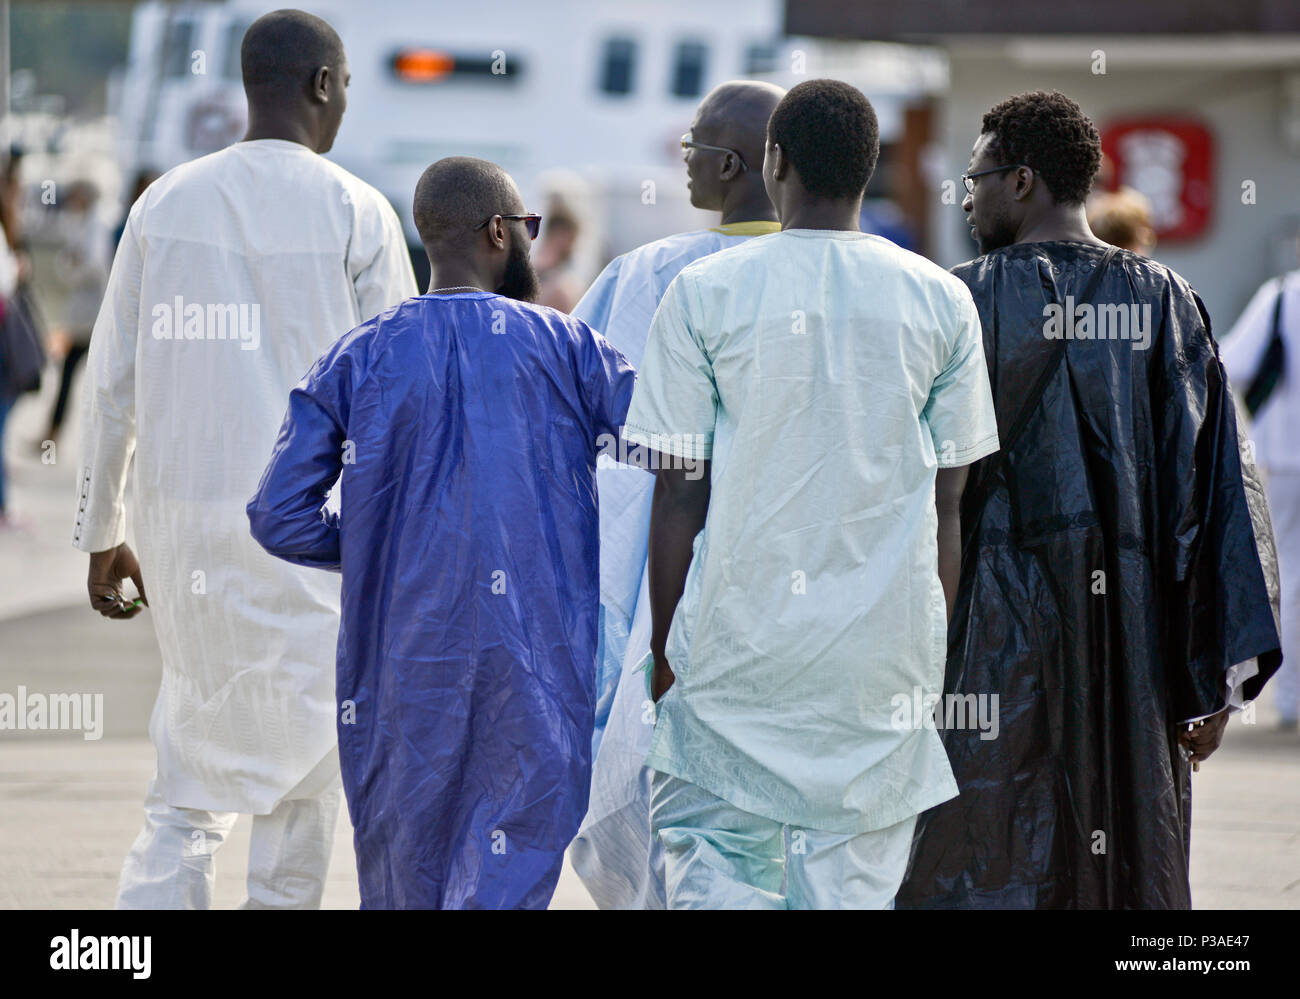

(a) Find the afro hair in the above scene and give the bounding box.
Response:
[981,91,1101,205]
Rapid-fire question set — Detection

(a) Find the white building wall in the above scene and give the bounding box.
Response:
[935,39,1300,328]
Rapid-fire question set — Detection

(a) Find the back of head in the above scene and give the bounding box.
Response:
[981,90,1101,205]
[66,179,100,210]
[697,80,786,167]
[413,156,520,249]
[769,79,879,200]
[1089,187,1154,252]
[241,9,344,103]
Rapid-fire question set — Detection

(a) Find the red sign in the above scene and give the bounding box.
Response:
[1100,117,1213,242]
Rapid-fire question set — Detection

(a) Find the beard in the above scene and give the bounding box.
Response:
[497,238,540,303]
[974,204,1017,256]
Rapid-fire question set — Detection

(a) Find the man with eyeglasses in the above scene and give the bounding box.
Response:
[897,91,1281,909]
[567,79,785,910]
[247,156,636,908]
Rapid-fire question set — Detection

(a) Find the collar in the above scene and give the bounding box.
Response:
[709,220,782,236]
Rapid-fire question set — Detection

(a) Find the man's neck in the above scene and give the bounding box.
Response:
[719,187,778,227]
[243,113,317,151]
[427,261,492,294]
[1015,204,1106,247]
[780,198,861,233]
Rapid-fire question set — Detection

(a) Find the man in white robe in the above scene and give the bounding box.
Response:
[569,80,784,910]
[1222,271,1300,729]
[73,10,416,909]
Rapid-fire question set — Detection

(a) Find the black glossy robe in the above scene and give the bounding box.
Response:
[897,242,1282,909]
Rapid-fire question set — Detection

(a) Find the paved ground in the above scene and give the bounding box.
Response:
[1,373,1297,908]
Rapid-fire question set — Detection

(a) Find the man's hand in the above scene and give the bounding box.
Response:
[1178,708,1230,771]
[87,543,148,620]
[651,652,676,703]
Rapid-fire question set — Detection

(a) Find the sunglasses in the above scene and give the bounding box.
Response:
[474,213,542,240]
[680,132,748,172]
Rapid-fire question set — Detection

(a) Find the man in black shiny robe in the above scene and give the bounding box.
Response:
[898,91,1282,909]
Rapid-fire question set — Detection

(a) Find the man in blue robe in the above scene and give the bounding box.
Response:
[247,156,636,909]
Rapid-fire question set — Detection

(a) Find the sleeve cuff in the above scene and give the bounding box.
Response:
[621,423,713,461]
[71,466,127,553]
[936,433,1000,468]
[1178,657,1260,723]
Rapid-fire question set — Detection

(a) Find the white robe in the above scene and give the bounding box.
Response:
[568,222,779,909]
[1221,272,1300,719]
[73,138,417,814]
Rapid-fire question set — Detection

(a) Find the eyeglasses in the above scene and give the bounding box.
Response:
[961,164,1029,194]
[474,213,542,240]
[681,132,748,172]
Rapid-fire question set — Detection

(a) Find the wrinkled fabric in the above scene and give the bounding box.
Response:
[1221,274,1300,721]
[623,230,1000,835]
[74,139,416,814]
[898,242,1283,910]
[574,223,783,754]
[1219,271,1300,473]
[116,762,343,910]
[1257,471,1300,721]
[247,292,636,909]
[569,222,778,910]
[649,770,917,910]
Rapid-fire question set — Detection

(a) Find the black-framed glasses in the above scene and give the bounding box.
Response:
[474,213,542,240]
[961,164,1028,194]
[681,132,748,172]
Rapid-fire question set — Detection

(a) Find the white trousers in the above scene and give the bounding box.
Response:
[116,754,342,910]
[649,770,916,910]
[1267,470,1300,722]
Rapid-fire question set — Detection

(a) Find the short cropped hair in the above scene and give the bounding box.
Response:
[241,9,344,95]
[769,79,879,200]
[413,156,519,244]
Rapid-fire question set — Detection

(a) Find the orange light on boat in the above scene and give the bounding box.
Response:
[393,49,456,82]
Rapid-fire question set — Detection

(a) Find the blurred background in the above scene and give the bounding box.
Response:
[0,0,1296,908]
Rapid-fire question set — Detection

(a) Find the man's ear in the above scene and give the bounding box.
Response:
[486,215,508,249]
[719,151,743,182]
[1012,165,1036,202]
[769,143,787,181]
[312,66,330,104]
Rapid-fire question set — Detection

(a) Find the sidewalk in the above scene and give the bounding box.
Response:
[2,377,1297,908]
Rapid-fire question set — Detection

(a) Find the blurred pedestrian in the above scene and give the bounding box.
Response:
[0,222,22,528]
[248,156,635,908]
[1089,185,1157,256]
[74,9,416,910]
[113,169,161,249]
[1221,266,1300,730]
[533,195,584,312]
[42,180,110,445]
[568,79,785,910]
[0,147,44,530]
